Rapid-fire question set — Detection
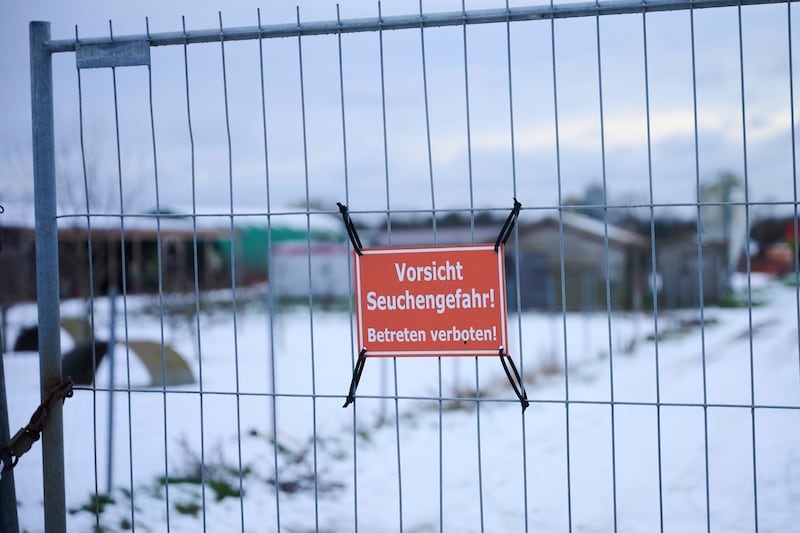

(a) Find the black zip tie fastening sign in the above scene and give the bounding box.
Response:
[343,348,367,408]
[499,347,529,412]
[337,202,363,256]
[495,197,522,253]
[339,199,527,410]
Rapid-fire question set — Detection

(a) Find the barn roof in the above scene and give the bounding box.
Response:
[517,212,649,248]
[0,202,344,240]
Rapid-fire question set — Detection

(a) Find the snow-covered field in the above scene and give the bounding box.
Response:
[4,277,800,532]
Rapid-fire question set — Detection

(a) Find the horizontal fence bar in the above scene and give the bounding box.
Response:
[46,0,800,53]
[51,199,800,220]
[71,387,800,411]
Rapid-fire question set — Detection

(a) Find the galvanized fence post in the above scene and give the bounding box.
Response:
[30,20,66,533]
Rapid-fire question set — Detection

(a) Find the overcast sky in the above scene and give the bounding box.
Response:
[3,0,799,224]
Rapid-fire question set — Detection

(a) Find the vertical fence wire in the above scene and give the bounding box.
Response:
[462,0,476,239]
[374,3,406,530]
[181,15,210,530]
[140,14,174,529]
[593,3,620,530]
[461,7,476,484]
[419,1,438,242]
[73,26,102,530]
[112,17,138,527]
[294,8,323,529]
[736,4,761,529]
[688,7,713,532]
[255,8,282,532]
[473,350,484,533]
[502,4,529,531]
[640,8,666,532]
[462,0,478,527]
[790,1,800,383]
[549,3,574,530]
[332,5,360,532]
[415,3,445,531]
[216,12,247,530]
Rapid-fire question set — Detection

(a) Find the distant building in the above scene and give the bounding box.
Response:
[506,213,649,311]
[56,214,232,299]
[269,242,349,301]
[265,211,349,301]
[654,236,728,308]
[699,173,746,291]
[582,183,607,221]
[366,224,498,248]
[0,208,36,305]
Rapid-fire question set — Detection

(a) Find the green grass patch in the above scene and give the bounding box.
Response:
[69,493,115,516]
[175,501,202,517]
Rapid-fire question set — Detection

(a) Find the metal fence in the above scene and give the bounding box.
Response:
[11,0,800,530]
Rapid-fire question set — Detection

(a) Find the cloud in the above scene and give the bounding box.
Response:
[4,0,798,218]
[429,105,794,161]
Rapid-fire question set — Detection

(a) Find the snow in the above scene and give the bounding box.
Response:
[3,280,800,532]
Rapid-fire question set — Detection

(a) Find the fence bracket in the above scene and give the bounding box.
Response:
[76,40,150,69]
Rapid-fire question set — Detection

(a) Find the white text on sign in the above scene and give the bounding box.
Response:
[365,288,495,315]
[394,260,464,282]
[367,325,498,343]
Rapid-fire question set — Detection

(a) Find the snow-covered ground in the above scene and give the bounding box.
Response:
[4,277,800,532]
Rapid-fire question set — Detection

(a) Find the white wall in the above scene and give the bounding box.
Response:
[270,243,350,300]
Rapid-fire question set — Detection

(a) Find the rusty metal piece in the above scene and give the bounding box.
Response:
[0,377,73,472]
[4,428,39,468]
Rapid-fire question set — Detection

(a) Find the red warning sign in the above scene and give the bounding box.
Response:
[354,244,509,357]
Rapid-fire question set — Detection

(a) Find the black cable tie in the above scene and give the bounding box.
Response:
[494,198,522,253]
[343,348,368,408]
[499,347,529,412]
[337,202,364,256]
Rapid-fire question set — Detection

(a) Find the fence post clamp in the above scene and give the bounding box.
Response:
[3,428,40,470]
[1,377,74,472]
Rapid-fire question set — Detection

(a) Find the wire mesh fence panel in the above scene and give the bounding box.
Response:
[10,0,800,531]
